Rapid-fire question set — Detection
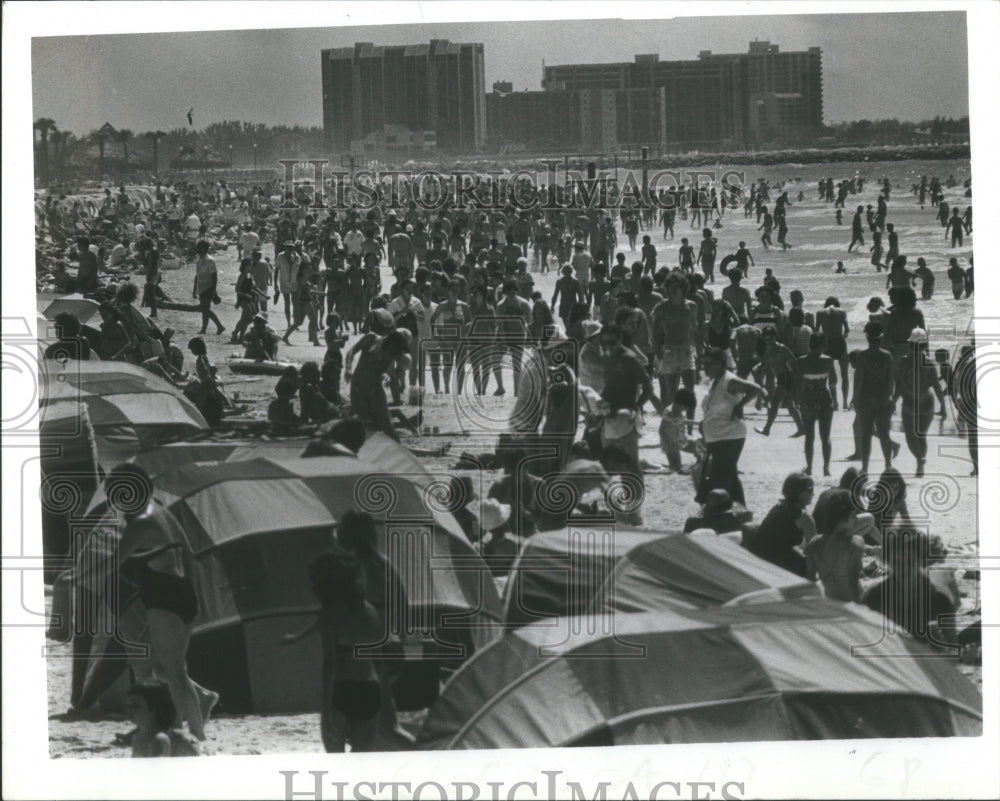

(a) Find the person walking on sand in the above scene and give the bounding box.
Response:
[754,325,804,438]
[191,240,225,337]
[852,321,898,475]
[105,463,216,742]
[894,328,946,478]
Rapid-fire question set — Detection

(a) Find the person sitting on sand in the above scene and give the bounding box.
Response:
[744,471,816,577]
[243,313,280,362]
[126,680,201,758]
[268,376,300,424]
[44,312,91,361]
[805,489,864,603]
[862,528,958,646]
[683,489,752,534]
[299,361,337,424]
[184,336,226,426]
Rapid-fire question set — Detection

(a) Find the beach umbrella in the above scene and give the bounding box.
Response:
[417,600,983,749]
[502,526,664,629]
[41,361,207,468]
[593,531,821,614]
[41,295,101,326]
[75,451,503,714]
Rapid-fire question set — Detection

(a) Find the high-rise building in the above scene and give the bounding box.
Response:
[487,85,666,152]
[321,39,486,153]
[697,41,823,142]
[542,42,822,147]
[486,89,582,150]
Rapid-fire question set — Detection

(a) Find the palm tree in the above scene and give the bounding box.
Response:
[145,130,165,174]
[33,117,57,183]
[49,130,72,177]
[118,129,133,172]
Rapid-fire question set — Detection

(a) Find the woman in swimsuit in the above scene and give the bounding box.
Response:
[796,333,838,477]
[106,463,213,741]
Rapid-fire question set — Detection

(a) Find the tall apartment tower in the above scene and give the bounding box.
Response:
[321,39,486,152]
[542,41,822,147]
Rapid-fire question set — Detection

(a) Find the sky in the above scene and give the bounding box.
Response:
[30,11,970,135]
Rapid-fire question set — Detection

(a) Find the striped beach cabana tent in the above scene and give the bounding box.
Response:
[73,448,502,714]
[417,600,982,749]
[593,530,822,613]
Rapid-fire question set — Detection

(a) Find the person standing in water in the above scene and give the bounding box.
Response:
[697,228,718,284]
[848,206,865,252]
[759,206,774,249]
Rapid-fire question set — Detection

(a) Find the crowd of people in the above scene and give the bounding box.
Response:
[39,166,979,755]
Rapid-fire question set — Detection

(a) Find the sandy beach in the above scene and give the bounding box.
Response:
[43,157,982,757]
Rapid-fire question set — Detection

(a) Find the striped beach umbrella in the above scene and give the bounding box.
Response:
[41,361,206,467]
[40,294,101,326]
[418,600,982,749]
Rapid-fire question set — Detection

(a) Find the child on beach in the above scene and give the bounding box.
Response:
[127,681,201,758]
[659,387,697,472]
[268,375,300,424]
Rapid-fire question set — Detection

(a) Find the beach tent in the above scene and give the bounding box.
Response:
[593,531,821,614]
[41,361,207,468]
[501,527,666,629]
[79,432,428,516]
[417,600,983,749]
[38,401,101,581]
[74,450,503,714]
